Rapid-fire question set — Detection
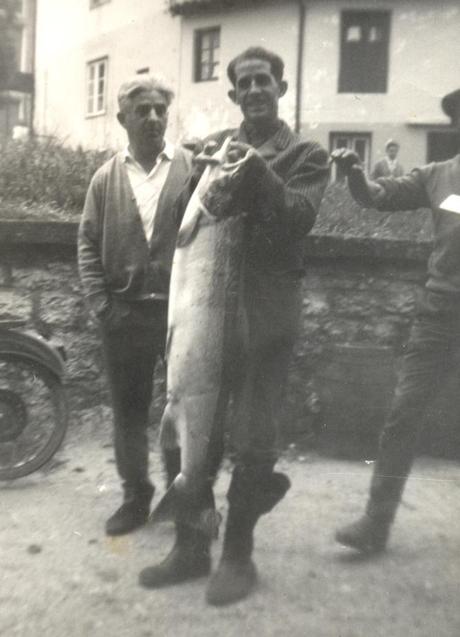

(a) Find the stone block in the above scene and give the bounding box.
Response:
[39,292,84,328]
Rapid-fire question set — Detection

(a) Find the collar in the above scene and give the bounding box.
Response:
[122,139,175,164]
[237,119,293,154]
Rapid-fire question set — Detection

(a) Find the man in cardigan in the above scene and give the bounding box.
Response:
[139,47,330,605]
[331,87,460,554]
[78,76,191,536]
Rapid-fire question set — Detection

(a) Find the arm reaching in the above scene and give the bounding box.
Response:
[330,148,384,207]
[330,148,430,212]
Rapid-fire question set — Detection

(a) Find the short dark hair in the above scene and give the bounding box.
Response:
[227,47,285,86]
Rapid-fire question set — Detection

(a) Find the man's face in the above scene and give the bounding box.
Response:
[229,58,287,128]
[386,144,399,160]
[118,89,168,151]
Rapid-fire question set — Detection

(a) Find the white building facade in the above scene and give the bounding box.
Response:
[34,0,460,171]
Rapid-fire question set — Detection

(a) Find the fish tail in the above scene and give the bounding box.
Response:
[149,482,180,525]
[149,479,223,538]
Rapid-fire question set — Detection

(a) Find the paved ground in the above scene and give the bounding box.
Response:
[1,407,460,637]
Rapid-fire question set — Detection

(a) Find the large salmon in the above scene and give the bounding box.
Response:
[150,137,248,528]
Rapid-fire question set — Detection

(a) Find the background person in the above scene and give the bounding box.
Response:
[78,76,192,536]
[331,87,460,554]
[371,139,404,179]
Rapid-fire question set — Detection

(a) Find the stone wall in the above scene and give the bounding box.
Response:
[1,220,459,457]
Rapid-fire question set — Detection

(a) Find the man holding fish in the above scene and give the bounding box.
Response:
[139,47,330,605]
[332,87,460,554]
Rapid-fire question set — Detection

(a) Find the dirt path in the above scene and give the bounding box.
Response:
[1,408,460,637]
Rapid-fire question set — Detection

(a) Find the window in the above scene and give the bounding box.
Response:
[330,132,372,180]
[339,11,390,93]
[90,0,110,8]
[427,131,460,163]
[194,27,220,82]
[86,58,108,116]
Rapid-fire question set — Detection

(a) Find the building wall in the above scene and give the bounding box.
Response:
[34,0,181,149]
[300,0,460,170]
[33,0,460,168]
[174,0,299,139]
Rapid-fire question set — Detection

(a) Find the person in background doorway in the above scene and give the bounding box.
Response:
[371,139,404,180]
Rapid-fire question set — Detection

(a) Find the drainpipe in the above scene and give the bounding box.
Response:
[295,0,307,134]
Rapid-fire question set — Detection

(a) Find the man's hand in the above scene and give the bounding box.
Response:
[330,147,384,207]
[225,142,267,178]
[330,148,362,177]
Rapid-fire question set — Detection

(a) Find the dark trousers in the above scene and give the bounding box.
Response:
[369,290,460,517]
[101,300,167,497]
[210,273,302,487]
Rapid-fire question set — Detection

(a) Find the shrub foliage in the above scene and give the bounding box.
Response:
[0,137,111,213]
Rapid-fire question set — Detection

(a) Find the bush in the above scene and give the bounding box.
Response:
[0,137,112,214]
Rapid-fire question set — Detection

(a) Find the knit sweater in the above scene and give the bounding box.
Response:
[185,120,330,277]
[78,147,192,318]
[376,155,460,294]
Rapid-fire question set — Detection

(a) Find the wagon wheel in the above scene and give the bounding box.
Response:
[0,355,68,480]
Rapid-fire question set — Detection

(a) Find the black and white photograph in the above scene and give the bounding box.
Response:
[1,1,459,635]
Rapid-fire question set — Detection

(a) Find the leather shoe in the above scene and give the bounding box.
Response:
[105,500,151,536]
[206,558,257,606]
[139,523,211,588]
[335,514,390,553]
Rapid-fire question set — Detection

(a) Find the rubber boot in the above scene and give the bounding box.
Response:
[139,521,211,588]
[335,511,392,553]
[206,467,290,606]
[335,465,405,553]
[106,482,154,536]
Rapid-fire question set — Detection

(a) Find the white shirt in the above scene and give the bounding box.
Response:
[122,140,175,243]
[386,157,398,173]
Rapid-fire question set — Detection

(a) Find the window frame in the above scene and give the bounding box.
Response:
[86,57,108,118]
[193,26,221,83]
[426,129,460,163]
[338,10,391,94]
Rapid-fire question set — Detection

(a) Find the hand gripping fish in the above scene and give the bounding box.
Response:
[150,137,249,531]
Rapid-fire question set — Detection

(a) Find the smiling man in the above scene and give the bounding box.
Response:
[139,48,330,605]
[78,76,192,536]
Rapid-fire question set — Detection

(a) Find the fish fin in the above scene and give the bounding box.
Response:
[149,482,180,525]
[176,205,203,247]
[149,482,222,537]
